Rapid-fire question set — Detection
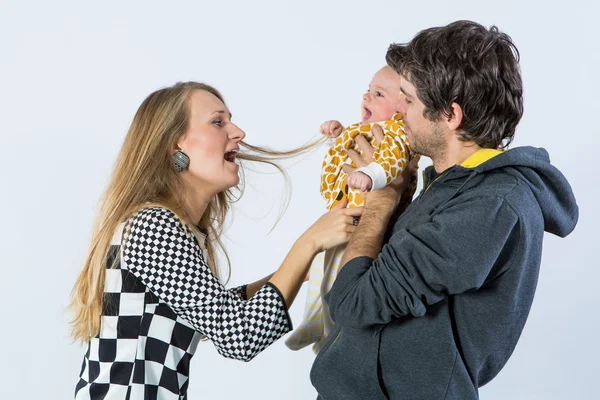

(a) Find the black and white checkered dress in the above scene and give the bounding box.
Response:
[75,207,292,399]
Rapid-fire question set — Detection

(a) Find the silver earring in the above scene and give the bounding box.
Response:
[173,150,190,172]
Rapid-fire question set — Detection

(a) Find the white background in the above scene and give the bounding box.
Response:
[1,0,598,398]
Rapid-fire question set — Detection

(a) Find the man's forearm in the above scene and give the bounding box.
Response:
[339,204,395,268]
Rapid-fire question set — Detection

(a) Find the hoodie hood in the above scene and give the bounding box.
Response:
[425,146,579,237]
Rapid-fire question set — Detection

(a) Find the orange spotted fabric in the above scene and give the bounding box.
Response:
[320,113,412,209]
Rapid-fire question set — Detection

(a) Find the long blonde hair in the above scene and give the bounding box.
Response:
[69,82,323,342]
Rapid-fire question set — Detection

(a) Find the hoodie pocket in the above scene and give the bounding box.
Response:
[310,325,388,400]
[312,324,342,369]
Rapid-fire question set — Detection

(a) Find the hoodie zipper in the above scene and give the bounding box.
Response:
[414,166,479,216]
[424,169,450,192]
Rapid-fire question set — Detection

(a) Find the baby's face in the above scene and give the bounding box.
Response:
[361,66,401,124]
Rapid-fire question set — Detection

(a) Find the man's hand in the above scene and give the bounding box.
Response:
[341,123,385,174]
[340,124,419,219]
[338,123,420,268]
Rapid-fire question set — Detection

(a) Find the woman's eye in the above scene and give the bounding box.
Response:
[212,120,223,126]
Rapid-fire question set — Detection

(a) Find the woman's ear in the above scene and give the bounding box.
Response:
[175,133,188,153]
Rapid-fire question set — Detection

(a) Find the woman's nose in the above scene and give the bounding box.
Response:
[229,124,246,141]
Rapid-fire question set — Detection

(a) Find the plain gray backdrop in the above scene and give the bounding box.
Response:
[1,0,598,398]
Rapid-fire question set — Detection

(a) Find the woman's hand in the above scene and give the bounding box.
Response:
[269,200,362,308]
[300,200,363,254]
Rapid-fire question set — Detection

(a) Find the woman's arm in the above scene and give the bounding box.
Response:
[244,273,274,299]
[122,207,292,362]
[122,205,361,361]
[268,201,363,308]
[242,201,363,306]
[268,236,319,308]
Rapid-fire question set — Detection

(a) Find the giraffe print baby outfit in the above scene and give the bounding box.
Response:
[285,113,413,352]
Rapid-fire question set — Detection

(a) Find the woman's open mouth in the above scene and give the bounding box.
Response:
[224,149,238,162]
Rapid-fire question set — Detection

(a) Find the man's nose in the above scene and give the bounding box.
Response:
[396,94,407,115]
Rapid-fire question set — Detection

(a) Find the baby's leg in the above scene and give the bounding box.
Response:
[285,244,347,353]
[285,253,326,350]
[313,244,347,353]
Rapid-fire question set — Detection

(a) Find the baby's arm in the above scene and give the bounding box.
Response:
[320,120,344,138]
[321,120,375,191]
[355,119,411,191]
[347,170,373,192]
[320,121,365,207]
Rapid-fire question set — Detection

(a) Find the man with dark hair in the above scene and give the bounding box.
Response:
[310,20,578,399]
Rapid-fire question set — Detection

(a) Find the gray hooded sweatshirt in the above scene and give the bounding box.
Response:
[310,147,578,400]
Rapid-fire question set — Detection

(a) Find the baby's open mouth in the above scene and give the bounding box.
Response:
[362,107,372,122]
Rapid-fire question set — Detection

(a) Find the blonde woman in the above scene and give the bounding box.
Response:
[70,82,362,399]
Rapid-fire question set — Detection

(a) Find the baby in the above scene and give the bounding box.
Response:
[321,65,406,193]
[286,66,415,352]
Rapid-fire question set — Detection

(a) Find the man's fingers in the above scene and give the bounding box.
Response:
[390,162,414,189]
[387,154,422,193]
[409,154,421,170]
[347,148,368,168]
[399,155,421,180]
[355,135,375,161]
[342,164,356,175]
[371,124,385,143]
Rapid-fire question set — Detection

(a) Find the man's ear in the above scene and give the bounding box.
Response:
[445,102,463,132]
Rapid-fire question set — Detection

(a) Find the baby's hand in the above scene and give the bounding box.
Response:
[320,120,343,138]
[347,171,373,192]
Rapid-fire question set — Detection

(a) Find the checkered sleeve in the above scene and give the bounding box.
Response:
[229,285,248,300]
[121,207,293,361]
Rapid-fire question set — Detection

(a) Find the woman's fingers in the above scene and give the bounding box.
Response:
[332,199,348,210]
[344,206,364,217]
[345,225,357,234]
